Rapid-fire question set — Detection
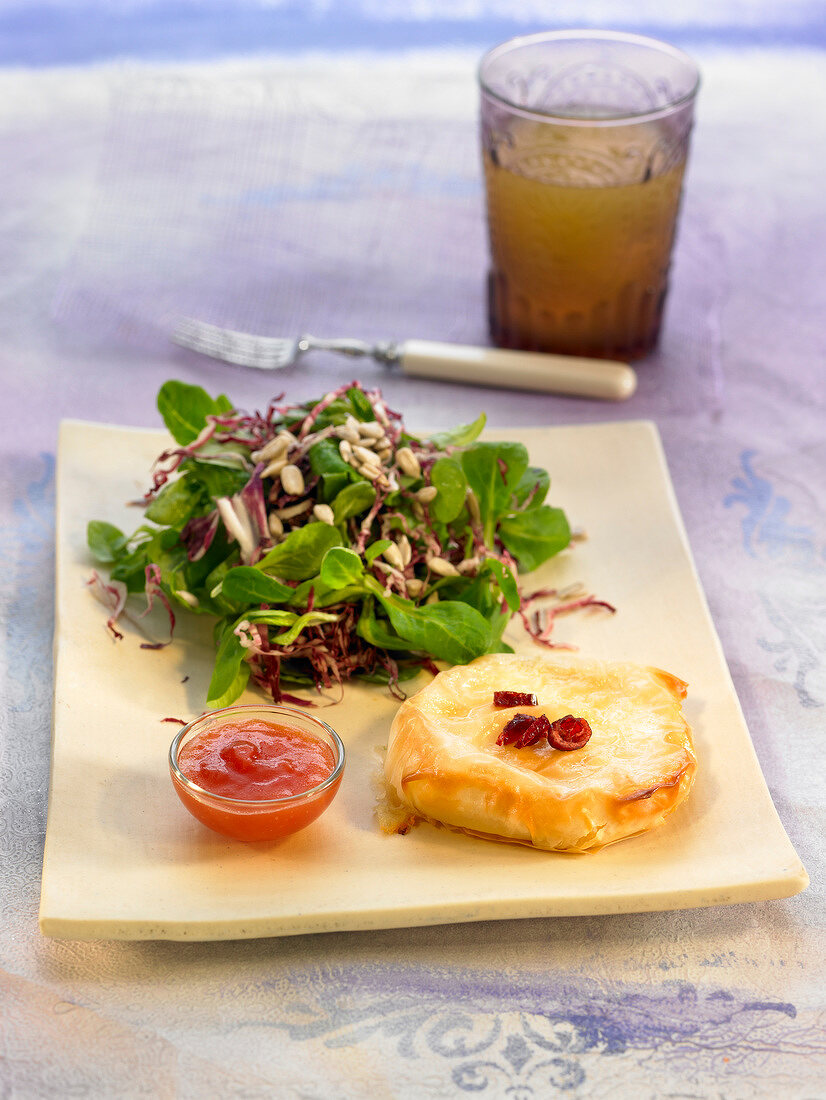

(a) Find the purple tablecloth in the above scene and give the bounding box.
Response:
[2,4,825,1095]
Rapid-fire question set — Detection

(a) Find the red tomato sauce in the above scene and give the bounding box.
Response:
[171,716,343,842]
[178,718,336,801]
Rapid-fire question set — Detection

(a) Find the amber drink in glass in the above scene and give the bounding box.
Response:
[479,31,699,360]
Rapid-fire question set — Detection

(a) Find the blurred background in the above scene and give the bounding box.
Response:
[4,0,825,64]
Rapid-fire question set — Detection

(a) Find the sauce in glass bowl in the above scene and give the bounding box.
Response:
[169,705,345,842]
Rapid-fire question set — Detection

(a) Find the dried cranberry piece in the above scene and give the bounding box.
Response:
[524,713,551,744]
[497,712,552,748]
[512,718,546,748]
[493,690,538,708]
[496,713,535,746]
[546,714,592,751]
[498,712,593,751]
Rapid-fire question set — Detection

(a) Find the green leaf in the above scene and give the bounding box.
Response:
[220,566,295,606]
[307,440,349,478]
[308,439,357,502]
[228,608,339,648]
[333,481,376,523]
[186,446,247,470]
[513,466,550,510]
[357,598,411,651]
[453,574,498,617]
[365,539,392,565]
[268,610,339,647]
[499,505,571,572]
[245,609,303,628]
[144,476,204,526]
[428,413,486,450]
[156,526,182,550]
[430,457,468,524]
[206,623,249,708]
[284,575,361,608]
[479,557,521,612]
[185,458,249,500]
[374,591,493,664]
[157,380,232,445]
[109,540,154,591]
[257,524,343,580]
[87,520,127,563]
[207,663,250,709]
[326,472,353,501]
[461,441,529,545]
[348,387,375,421]
[319,546,365,588]
[204,551,239,597]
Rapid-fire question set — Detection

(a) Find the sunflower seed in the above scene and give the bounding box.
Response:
[261,457,287,479]
[397,534,412,566]
[357,420,384,439]
[353,444,378,466]
[415,485,438,504]
[457,556,480,575]
[275,499,313,519]
[406,578,424,597]
[426,555,459,577]
[252,433,291,463]
[267,512,284,537]
[395,447,420,478]
[382,543,405,570]
[313,503,335,525]
[359,462,383,481]
[337,425,361,444]
[339,439,354,462]
[280,464,305,496]
[425,590,440,604]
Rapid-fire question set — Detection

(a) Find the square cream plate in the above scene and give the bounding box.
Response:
[40,419,808,940]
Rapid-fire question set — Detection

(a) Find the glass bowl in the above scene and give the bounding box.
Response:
[169,704,345,842]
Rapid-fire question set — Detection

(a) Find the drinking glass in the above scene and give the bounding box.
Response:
[479,30,700,360]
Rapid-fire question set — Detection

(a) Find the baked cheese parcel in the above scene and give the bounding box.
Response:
[383,653,696,852]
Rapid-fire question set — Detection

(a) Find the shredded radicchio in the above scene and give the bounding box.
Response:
[181,511,219,562]
[138,564,176,647]
[86,570,127,640]
[520,587,616,649]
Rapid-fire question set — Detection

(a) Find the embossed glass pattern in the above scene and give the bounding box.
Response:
[479,31,699,360]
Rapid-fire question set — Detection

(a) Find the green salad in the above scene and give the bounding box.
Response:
[87,379,577,707]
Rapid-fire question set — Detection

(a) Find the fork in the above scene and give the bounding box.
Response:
[172,318,637,401]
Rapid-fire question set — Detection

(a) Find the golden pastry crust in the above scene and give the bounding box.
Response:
[383,653,696,852]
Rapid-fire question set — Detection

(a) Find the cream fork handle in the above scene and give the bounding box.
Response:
[397,340,637,401]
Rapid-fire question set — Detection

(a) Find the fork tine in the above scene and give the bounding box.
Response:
[172,318,236,358]
[171,318,296,370]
